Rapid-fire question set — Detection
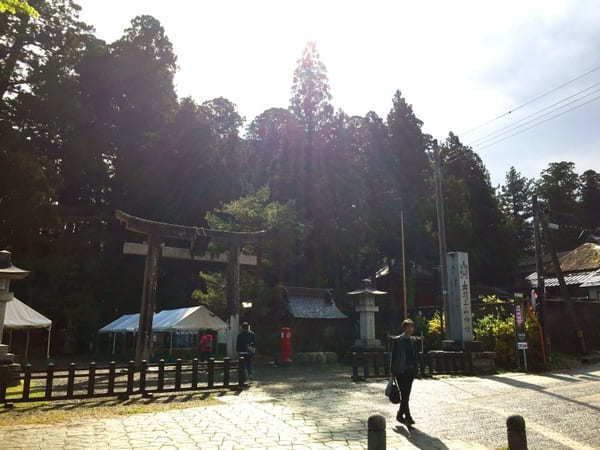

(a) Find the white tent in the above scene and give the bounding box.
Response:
[153,306,226,332]
[99,306,226,354]
[3,296,52,359]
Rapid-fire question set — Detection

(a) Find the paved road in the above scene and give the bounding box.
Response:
[1,364,599,449]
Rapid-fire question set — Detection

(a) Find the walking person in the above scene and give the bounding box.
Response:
[236,322,256,378]
[390,318,418,425]
[199,331,213,362]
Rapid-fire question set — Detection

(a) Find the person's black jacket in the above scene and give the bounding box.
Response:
[390,335,417,375]
[236,330,256,354]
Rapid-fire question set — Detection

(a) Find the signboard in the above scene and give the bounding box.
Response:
[514,301,526,343]
[514,295,529,370]
[446,252,473,343]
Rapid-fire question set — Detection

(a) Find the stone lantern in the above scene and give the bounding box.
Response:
[0,250,30,361]
[347,279,386,350]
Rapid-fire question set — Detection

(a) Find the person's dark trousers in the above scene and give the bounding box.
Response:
[200,351,210,362]
[240,352,253,378]
[395,374,414,417]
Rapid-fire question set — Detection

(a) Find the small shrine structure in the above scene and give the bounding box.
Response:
[280,286,347,353]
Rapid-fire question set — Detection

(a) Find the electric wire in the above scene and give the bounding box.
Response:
[468,81,600,147]
[476,92,600,151]
[460,62,600,136]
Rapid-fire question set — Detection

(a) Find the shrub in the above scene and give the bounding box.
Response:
[473,314,516,368]
[425,311,444,351]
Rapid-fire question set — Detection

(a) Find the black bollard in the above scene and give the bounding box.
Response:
[506,415,527,450]
[368,414,386,450]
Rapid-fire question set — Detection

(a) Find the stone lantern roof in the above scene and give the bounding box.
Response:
[346,278,387,296]
[0,250,29,280]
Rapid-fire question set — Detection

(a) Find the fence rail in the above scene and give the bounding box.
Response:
[351,351,478,381]
[1,356,246,406]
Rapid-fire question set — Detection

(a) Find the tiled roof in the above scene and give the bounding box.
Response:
[580,269,600,288]
[282,286,348,320]
[526,270,597,287]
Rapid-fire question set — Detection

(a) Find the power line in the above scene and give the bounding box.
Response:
[460,62,600,136]
[469,81,600,147]
[475,93,600,151]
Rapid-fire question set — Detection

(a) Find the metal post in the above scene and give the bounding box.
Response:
[433,142,448,335]
[25,329,30,359]
[368,414,386,450]
[112,332,116,355]
[46,325,51,359]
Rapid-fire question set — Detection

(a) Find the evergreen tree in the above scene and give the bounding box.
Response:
[500,167,534,253]
[579,169,600,230]
[537,161,581,251]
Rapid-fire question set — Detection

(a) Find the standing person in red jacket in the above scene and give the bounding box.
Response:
[199,331,213,362]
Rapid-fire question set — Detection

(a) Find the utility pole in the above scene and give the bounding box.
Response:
[401,209,408,319]
[532,194,548,361]
[532,195,544,322]
[433,141,448,335]
[540,215,587,355]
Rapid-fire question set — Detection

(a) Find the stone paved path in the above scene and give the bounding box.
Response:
[1,364,600,449]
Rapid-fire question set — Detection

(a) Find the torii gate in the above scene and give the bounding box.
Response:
[115,210,266,365]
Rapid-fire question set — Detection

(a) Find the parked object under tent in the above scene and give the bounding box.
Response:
[98,305,227,356]
[2,296,52,359]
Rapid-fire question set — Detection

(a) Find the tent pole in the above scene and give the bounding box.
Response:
[46,325,51,359]
[112,332,117,355]
[169,332,173,356]
[8,329,13,350]
[25,329,30,360]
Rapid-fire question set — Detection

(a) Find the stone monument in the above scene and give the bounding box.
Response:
[347,279,386,350]
[446,251,473,348]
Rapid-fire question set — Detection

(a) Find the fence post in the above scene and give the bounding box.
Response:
[66,362,75,398]
[223,357,230,387]
[507,415,527,450]
[157,359,165,392]
[238,356,246,388]
[352,352,359,381]
[126,360,135,397]
[108,361,116,395]
[45,362,54,399]
[207,357,215,388]
[191,358,199,389]
[139,360,147,396]
[175,358,182,390]
[368,414,386,450]
[87,362,96,396]
[23,363,32,400]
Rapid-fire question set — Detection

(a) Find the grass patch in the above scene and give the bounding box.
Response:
[548,352,583,371]
[1,390,225,426]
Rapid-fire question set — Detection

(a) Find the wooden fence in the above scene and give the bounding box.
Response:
[1,356,247,406]
[351,351,480,381]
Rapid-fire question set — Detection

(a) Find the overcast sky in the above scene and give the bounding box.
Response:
[77,0,600,186]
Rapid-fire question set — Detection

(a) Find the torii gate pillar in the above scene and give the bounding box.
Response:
[226,245,240,358]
